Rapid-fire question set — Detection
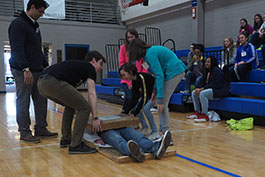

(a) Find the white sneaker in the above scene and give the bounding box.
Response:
[194,118,207,123]
[155,130,171,159]
[186,111,200,119]
[180,90,190,94]
[150,108,158,112]
[186,114,198,119]
[148,132,161,141]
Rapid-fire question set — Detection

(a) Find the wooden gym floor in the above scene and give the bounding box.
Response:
[0,92,264,177]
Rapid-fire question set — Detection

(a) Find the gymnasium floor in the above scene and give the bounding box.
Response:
[0,92,264,177]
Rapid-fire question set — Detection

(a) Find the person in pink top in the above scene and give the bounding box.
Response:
[236,18,253,47]
[119,28,147,114]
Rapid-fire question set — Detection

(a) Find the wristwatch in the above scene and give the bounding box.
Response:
[23,68,30,72]
[93,117,99,120]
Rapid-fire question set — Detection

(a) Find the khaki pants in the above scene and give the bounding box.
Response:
[38,75,91,147]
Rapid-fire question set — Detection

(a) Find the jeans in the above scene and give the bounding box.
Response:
[100,127,160,156]
[191,88,214,114]
[38,75,91,147]
[11,68,48,135]
[159,72,185,133]
[121,83,133,112]
[185,71,203,91]
[137,100,158,133]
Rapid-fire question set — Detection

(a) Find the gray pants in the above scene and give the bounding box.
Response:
[11,68,48,136]
[38,75,91,147]
[159,72,185,133]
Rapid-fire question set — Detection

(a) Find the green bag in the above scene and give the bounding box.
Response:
[226,117,254,131]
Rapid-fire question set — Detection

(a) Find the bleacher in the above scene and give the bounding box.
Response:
[96,27,265,125]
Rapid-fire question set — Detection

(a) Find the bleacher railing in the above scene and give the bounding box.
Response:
[203,49,230,83]
[145,27,161,45]
[105,44,120,72]
[0,0,121,25]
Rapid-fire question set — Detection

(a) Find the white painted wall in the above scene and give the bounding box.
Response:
[120,0,189,22]
[0,16,126,92]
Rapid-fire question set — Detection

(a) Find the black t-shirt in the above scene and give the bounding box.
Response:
[41,60,96,87]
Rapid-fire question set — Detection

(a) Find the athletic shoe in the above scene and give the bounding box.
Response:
[68,142,97,154]
[186,111,200,119]
[180,90,190,94]
[154,130,171,159]
[60,139,71,148]
[148,132,161,141]
[127,140,145,162]
[194,114,209,123]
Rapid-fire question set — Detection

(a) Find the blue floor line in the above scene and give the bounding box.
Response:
[176,154,241,177]
[48,108,64,114]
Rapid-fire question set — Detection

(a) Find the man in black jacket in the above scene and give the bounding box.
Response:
[8,0,57,143]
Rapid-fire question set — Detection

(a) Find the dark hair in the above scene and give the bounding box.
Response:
[84,50,106,63]
[239,31,249,38]
[206,56,218,72]
[27,0,49,11]
[127,38,151,63]
[254,14,263,30]
[193,44,205,53]
[119,63,137,77]
[125,28,139,49]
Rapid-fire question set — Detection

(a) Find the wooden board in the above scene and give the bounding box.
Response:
[83,139,176,163]
[86,114,139,131]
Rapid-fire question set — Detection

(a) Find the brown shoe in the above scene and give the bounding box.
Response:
[20,135,41,143]
[35,128,58,138]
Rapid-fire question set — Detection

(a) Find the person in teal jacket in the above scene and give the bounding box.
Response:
[128,38,186,143]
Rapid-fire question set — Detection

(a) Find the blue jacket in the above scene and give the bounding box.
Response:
[235,42,258,69]
[144,46,187,103]
[9,11,48,72]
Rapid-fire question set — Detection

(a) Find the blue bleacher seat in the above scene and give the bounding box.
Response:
[230,82,265,97]
[246,70,265,82]
[96,85,120,95]
[209,97,265,117]
[102,78,121,86]
[108,71,120,78]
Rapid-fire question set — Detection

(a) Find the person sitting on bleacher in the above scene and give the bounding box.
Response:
[236,18,253,47]
[187,56,229,122]
[229,32,258,82]
[221,37,236,81]
[250,13,265,69]
[181,44,204,94]
[187,43,195,64]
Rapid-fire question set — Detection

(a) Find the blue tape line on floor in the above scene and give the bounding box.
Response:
[176,154,241,177]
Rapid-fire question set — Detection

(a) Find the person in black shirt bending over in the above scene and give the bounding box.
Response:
[37,51,105,154]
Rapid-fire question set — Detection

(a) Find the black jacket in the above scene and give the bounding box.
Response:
[9,11,48,72]
[203,67,229,98]
[124,73,155,116]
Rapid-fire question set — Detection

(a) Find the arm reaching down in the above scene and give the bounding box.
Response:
[87,78,102,132]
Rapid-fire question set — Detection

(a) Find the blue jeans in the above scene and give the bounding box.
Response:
[100,127,160,156]
[185,71,203,92]
[137,100,158,133]
[121,83,133,112]
[191,88,214,114]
